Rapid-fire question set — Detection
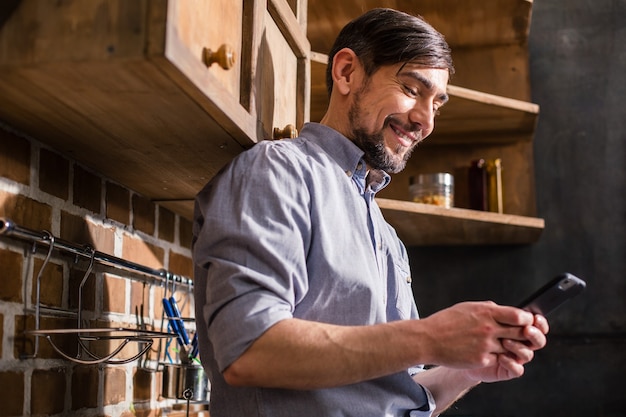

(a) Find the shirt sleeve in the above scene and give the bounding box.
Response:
[193,141,312,371]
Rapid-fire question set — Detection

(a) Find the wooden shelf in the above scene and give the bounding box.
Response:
[307,0,533,53]
[377,198,544,246]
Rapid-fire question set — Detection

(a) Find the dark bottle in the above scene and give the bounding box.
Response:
[468,159,488,211]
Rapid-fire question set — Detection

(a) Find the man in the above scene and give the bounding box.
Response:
[193,8,548,417]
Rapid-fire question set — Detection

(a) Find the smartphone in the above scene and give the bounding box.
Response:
[517,273,586,316]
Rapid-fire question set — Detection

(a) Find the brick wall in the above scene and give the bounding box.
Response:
[0,123,203,416]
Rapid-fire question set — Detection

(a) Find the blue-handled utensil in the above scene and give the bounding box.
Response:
[162,298,186,347]
[168,296,190,346]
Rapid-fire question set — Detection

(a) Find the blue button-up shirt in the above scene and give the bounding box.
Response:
[193,123,434,417]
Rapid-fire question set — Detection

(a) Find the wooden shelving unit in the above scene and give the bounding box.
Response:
[377,198,544,246]
[307,0,543,246]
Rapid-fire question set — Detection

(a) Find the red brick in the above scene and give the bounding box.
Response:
[0,190,52,232]
[158,207,175,242]
[31,257,63,308]
[122,234,164,270]
[104,367,126,405]
[133,194,155,235]
[123,409,160,417]
[73,164,102,213]
[39,147,70,200]
[31,367,66,415]
[0,248,23,303]
[103,274,127,314]
[168,251,193,279]
[132,368,153,403]
[71,366,99,409]
[0,127,30,185]
[0,370,25,416]
[179,216,193,249]
[130,280,150,323]
[106,181,130,224]
[60,211,115,254]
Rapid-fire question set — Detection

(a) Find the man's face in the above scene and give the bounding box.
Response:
[347,63,449,173]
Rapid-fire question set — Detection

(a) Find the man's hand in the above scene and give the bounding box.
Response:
[417,301,540,369]
[464,314,549,383]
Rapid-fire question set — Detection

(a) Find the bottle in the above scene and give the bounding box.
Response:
[409,173,454,208]
[486,158,503,213]
[468,159,488,211]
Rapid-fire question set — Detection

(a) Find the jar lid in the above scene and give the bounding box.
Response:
[410,173,454,186]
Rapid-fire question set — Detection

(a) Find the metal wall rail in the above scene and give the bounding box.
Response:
[0,217,193,288]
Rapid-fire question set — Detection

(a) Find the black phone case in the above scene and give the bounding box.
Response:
[517,273,586,316]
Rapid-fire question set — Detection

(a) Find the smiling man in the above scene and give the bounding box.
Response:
[193,8,548,417]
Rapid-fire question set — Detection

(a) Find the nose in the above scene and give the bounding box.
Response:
[408,102,436,137]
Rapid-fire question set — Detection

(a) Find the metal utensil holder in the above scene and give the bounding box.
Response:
[162,363,209,417]
[0,218,191,365]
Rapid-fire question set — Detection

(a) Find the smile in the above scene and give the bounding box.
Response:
[390,123,418,147]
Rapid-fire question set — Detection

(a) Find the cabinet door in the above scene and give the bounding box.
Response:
[156,0,256,144]
[167,0,243,98]
[256,0,310,139]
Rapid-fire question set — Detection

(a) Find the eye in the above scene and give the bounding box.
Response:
[403,85,418,97]
[433,102,446,117]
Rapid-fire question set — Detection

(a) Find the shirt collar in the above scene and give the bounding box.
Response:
[299,123,391,193]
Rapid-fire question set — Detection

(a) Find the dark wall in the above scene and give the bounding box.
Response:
[409,0,626,416]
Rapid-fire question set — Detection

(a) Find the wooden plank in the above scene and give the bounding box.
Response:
[432,85,539,138]
[376,198,544,246]
[307,0,533,54]
[268,0,311,59]
[261,8,300,137]
[0,0,147,65]
[448,44,532,101]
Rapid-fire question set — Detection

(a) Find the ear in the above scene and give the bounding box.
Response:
[330,48,360,96]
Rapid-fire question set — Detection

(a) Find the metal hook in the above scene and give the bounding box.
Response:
[77,246,96,329]
[21,231,55,359]
[170,272,177,297]
[75,246,96,360]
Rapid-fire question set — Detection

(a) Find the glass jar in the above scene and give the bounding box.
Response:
[409,173,454,208]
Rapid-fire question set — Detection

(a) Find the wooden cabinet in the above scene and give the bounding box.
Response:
[306,0,544,246]
[0,0,310,217]
[0,0,543,245]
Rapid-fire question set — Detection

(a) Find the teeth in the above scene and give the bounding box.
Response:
[392,126,414,143]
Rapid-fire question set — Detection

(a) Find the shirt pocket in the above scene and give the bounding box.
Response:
[394,261,415,320]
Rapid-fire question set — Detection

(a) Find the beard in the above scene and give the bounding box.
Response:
[347,92,420,174]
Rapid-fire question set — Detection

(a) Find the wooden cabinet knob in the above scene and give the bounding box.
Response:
[273,124,298,139]
[202,44,236,70]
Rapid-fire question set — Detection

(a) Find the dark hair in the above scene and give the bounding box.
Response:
[326,8,454,96]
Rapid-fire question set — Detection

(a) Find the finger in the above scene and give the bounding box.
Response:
[502,339,534,363]
[534,314,550,334]
[524,325,547,350]
[497,353,525,379]
[492,305,534,328]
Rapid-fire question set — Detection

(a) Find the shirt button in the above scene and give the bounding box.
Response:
[406,276,412,283]
[345,170,352,177]
[357,163,363,170]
